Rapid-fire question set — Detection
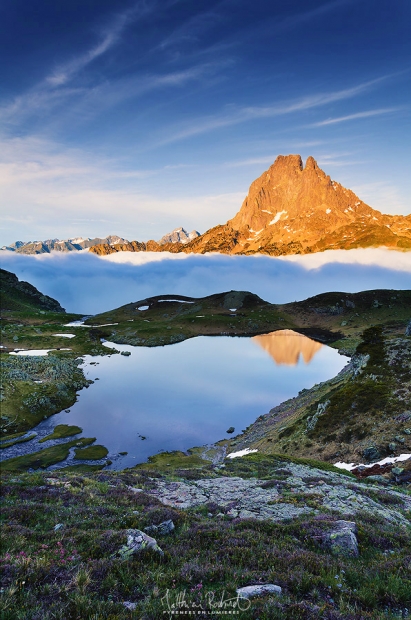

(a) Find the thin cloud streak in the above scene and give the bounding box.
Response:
[312,107,401,127]
[155,74,395,145]
[46,1,156,87]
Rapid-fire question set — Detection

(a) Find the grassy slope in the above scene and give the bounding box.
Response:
[228,322,411,464]
[0,270,111,435]
[88,289,411,352]
[1,456,410,619]
[1,271,411,618]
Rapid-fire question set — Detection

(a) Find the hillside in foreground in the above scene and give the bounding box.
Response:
[1,270,411,619]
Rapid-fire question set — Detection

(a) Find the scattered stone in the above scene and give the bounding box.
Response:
[366,475,390,485]
[123,601,137,611]
[363,446,380,461]
[144,519,175,536]
[53,523,64,531]
[391,467,404,476]
[120,351,131,356]
[118,529,163,559]
[226,427,235,434]
[405,320,411,336]
[127,486,143,493]
[306,400,330,432]
[388,442,397,452]
[326,521,358,557]
[236,584,282,599]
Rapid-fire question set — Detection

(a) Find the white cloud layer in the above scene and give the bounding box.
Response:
[1,248,410,315]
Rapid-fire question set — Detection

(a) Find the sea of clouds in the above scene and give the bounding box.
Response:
[2,248,410,315]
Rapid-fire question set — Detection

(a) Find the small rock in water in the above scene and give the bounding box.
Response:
[120,351,131,356]
[226,426,235,434]
[236,584,282,599]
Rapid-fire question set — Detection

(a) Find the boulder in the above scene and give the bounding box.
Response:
[325,521,359,557]
[236,584,282,599]
[363,446,380,462]
[144,519,175,536]
[118,529,163,559]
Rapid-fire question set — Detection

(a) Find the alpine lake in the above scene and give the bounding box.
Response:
[2,330,347,470]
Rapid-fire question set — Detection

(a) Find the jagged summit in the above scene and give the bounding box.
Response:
[4,155,411,258]
[1,235,129,254]
[183,154,411,255]
[157,227,200,245]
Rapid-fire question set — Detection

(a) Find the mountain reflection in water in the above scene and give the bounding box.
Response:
[30,334,346,470]
[252,330,323,366]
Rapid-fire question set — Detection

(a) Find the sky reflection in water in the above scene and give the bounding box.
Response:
[41,331,347,469]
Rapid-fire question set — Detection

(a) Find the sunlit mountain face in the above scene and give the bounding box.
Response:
[252,330,323,366]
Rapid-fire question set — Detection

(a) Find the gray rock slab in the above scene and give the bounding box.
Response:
[237,584,282,599]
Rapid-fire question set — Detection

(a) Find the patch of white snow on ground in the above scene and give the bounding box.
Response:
[229,308,237,312]
[138,306,149,311]
[10,349,72,356]
[227,448,258,459]
[269,210,287,225]
[64,320,89,327]
[53,334,76,338]
[158,299,194,303]
[334,454,411,471]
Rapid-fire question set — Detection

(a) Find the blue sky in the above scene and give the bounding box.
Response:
[1,0,410,245]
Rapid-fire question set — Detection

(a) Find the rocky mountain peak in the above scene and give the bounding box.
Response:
[183,154,411,255]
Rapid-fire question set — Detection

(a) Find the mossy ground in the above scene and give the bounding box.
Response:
[0,437,96,472]
[74,445,109,460]
[0,432,37,450]
[39,424,82,443]
[1,456,410,619]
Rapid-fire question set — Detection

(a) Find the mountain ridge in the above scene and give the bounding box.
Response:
[3,155,410,257]
[88,154,411,257]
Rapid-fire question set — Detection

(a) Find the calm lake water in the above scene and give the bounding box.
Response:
[35,331,348,469]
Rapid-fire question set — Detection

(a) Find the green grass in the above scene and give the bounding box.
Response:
[74,445,109,460]
[134,450,210,473]
[0,437,96,471]
[0,433,37,449]
[39,424,82,443]
[0,468,410,619]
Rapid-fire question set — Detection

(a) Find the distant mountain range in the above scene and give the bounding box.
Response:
[1,235,127,254]
[3,156,410,257]
[1,228,200,255]
[89,155,411,257]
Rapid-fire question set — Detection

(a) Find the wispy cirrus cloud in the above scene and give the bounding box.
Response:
[1,0,208,129]
[311,107,402,127]
[46,1,156,87]
[155,74,394,145]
